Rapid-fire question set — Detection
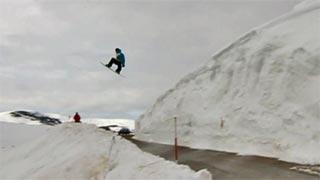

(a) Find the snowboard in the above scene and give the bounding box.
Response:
[100,62,125,78]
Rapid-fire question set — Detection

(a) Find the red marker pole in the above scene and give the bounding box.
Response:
[174,117,178,162]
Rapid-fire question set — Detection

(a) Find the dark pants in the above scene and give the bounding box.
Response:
[106,58,122,73]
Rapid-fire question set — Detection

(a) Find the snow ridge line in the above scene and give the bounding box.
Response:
[256,0,320,30]
[141,1,320,118]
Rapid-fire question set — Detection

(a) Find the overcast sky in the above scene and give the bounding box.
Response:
[0,0,301,119]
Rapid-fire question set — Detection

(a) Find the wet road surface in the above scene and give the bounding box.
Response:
[127,138,318,180]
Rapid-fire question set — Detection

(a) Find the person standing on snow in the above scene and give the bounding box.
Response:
[105,48,126,74]
[73,112,81,123]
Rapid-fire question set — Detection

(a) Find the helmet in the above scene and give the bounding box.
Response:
[115,48,121,53]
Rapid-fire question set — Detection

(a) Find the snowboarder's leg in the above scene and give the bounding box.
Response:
[106,58,117,68]
[115,61,122,74]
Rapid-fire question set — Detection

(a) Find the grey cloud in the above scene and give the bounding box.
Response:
[0,0,299,119]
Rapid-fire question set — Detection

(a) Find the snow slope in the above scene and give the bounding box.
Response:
[0,122,50,152]
[0,111,46,125]
[135,0,320,164]
[0,122,211,180]
[0,111,134,131]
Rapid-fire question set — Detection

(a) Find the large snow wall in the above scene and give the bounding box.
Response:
[135,0,320,164]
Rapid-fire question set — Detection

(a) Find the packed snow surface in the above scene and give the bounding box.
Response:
[136,0,320,164]
[0,122,211,180]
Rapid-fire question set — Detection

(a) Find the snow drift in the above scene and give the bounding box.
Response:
[135,0,320,164]
[0,122,211,180]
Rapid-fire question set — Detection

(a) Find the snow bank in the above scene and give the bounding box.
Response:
[0,122,211,180]
[135,0,320,164]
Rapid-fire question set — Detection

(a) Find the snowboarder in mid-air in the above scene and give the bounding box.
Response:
[105,48,126,74]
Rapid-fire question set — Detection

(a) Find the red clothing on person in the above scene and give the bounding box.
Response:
[73,113,81,123]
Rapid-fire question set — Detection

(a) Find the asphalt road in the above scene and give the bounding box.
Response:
[127,138,318,180]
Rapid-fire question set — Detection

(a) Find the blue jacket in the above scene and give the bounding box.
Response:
[116,49,125,66]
